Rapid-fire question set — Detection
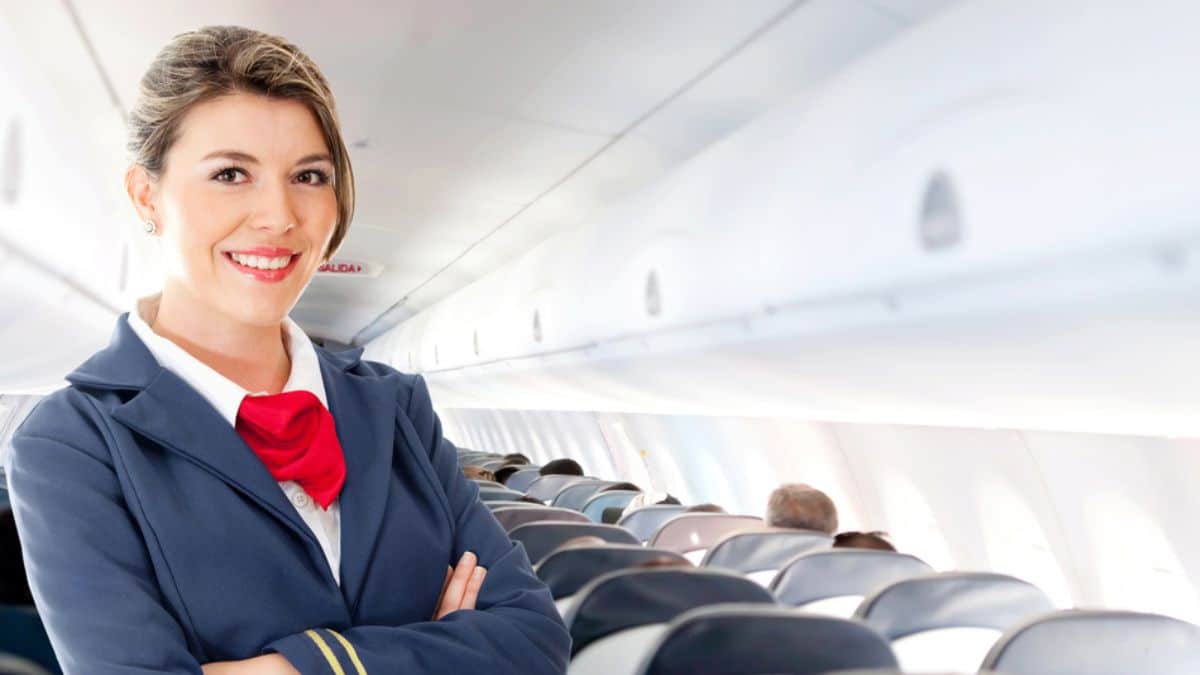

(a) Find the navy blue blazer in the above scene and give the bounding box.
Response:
[5,316,570,674]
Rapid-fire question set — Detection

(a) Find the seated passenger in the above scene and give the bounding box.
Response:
[766,483,838,534]
[539,459,584,477]
[494,465,523,485]
[463,465,497,482]
[0,507,33,605]
[503,453,532,465]
[686,503,726,514]
[833,531,896,551]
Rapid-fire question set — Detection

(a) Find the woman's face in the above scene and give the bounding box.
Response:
[143,92,338,327]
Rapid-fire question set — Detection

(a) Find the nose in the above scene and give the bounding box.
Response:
[248,175,298,235]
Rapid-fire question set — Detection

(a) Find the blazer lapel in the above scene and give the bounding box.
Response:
[318,350,396,615]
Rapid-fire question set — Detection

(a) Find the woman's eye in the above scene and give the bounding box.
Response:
[297,169,330,185]
[213,167,245,183]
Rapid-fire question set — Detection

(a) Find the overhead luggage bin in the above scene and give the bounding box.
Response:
[563,567,774,659]
[490,505,590,532]
[634,604,898,675]
[981,609,1200,675]
[699,528,831,585]
[770,549,934,617]
[617,505,688,543]
[507,522,639,565]
[855,571,1054,673]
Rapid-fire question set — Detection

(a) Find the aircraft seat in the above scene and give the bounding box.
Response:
[647,513,762,561]
[581,490,641,523]
[550,480,615,511]
[770,549,934,616]
[524,474,589,502]
[855,571,1054,673]
[616,505,687,542]
[563,567,774,660]
[633,604,898,675]
[476,485,525,502]
[490,505,590,532]
[536,544,689,600]
[699,528,830,585]
[980,609,1200,675]
[503,467,544,492]
[508,522,639,565]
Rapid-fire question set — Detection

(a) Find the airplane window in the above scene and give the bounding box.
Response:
[979,480,1074,608]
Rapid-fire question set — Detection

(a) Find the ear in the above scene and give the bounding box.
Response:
[124,164,158,229]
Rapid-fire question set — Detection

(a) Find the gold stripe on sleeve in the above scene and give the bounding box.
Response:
[327,629,368,675]
[304,629,346,675]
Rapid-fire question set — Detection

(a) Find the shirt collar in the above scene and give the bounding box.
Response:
[125,294,328,426]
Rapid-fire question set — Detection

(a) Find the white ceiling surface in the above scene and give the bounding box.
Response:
[26,0,957,344]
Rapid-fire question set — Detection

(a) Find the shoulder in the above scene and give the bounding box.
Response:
[8,385,117,473]
[316,347,433,420]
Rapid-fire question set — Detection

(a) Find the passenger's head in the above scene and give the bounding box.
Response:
[539,459,583,477]
[633,556,692,569]
[686,503,727,514]
[462,465,496,482]
[502,453,531,465]
[125,26,354,328]
[833,530,896,551]
[494,465,522,485]
[765,483,838,534]
[602,482,641,493]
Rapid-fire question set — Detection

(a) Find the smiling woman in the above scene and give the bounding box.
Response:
[5,25,570,675]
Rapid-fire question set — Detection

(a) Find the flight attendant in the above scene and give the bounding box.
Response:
[5,26,570,675]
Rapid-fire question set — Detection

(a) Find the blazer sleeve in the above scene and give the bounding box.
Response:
[5,393,203,675]
[265,374,571,674]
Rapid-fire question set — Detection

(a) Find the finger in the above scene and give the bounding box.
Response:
[431,566,453,620]
[436,552,477,619]
[460,566,486,611]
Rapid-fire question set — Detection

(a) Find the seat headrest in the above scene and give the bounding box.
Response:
[770,550,933,606]
[648,513,763,553]
[565,567,774,655]
[981,609,1200,675]
[616,505,688,541]
[635,604,898,675]
[855,572,1054,640]
[700,528,831,574]
[535,544,689,599]
[490,505,590,532]
[507,521,639,564]
[524,474,588,501]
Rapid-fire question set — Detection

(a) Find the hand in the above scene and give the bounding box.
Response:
[433,551,487,620]
[202,654,299,675]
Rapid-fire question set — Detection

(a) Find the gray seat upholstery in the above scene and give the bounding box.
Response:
[550,480,614,511]
[648,514,762,555]
[617,505,687,542]
[476,485,524,502]
[582,490,641,522]
[535,544,688,599]
[490,505,589,532]
[507,521,639,564]
[981,609,1200,675]
[770,550,934,607]
[564,567,774,656]
[635,604,898,675]
[699,528,830,574]
[504,468,544,492]
[855,572,1054,640]
[524,474,588,502]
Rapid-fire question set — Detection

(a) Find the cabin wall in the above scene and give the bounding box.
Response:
[439,405,1200,622]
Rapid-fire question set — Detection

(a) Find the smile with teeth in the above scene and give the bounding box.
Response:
[227,252,296,270]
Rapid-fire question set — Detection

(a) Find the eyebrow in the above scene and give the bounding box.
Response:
[200,150,333,165]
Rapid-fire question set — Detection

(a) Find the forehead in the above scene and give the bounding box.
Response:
[170,92,328,161]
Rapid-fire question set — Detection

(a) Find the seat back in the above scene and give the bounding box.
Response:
[549,480,613,511]
[700,529,830,580]
[565,567,774,655]
[582,490,641,522]
[476,485,525,502]
[981,609,1200,675]
[490,505,589,532]
[856,572,1054,673]
[617,505,687,542]
[635,604,898,675]
[535,544,688,599]
[0,607,58,674]
[504,467,544,492]
[524,474,587,502]
[770,550,934,610]
[648,514,762,557]
[507,522,639,564]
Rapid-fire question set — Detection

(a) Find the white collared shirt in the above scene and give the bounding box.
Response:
[127,295,341,585]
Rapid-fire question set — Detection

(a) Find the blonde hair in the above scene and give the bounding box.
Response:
[127,25,354,260]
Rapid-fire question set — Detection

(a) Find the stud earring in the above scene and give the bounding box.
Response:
[144,219,157,235]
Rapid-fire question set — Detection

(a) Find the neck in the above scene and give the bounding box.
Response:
[149,283,291,394]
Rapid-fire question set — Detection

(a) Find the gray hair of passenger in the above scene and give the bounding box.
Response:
[765,483,838,534]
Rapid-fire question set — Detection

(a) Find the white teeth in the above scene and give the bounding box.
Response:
[229,252,293,270]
